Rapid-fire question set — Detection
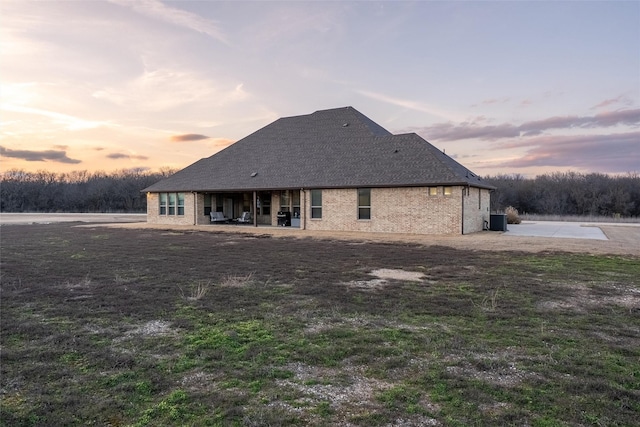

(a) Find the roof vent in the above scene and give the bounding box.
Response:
[342,123,349,127]
[250,172,258,177]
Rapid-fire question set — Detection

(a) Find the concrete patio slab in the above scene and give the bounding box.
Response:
[505,221,609,240]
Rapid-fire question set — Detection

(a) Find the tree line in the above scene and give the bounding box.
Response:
[1,168,638,217]
[484,172,640,218]
[0,168,176,213]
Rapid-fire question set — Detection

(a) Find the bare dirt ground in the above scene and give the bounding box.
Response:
[95,222,640,256]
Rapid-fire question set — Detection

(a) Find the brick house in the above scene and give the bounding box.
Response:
[143,107,494,235]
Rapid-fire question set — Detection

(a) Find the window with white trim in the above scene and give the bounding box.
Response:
[158,192,185,216]
[358,188,371,220]
[310,190,322,219]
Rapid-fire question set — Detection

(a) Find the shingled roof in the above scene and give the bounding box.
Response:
[143,106,494,192]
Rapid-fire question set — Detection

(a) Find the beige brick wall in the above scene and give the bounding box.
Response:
[146,187,491,234]
[462,187,491,233]
[303,187,466,235]
[146,192,197,225]
[194,193,209,225]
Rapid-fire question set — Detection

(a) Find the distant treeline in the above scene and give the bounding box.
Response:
[0,168,176,213]
[1,169,638,217]
[484,172,640,217]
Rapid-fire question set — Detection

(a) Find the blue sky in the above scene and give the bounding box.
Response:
[1,0,638,177]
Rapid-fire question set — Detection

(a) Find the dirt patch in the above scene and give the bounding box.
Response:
[276,363,440,426]
[344,269,427,290]
[538,282,640,312]
[370,269,424,282]
[123,320,176,338]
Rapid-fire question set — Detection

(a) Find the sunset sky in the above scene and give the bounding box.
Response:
[1,0,638,178]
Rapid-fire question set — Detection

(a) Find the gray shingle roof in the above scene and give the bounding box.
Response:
[143,106,494,192]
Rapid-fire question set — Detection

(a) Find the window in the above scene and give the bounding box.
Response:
[310,190,322,219]
[243,193,252,213]
[159,193,167,214]
[158,192,185,216]
[444,186,452,196]
[204,194,212,216]
[168,193,176,215]
[358,188,371,220]
[281,190,301,217]
[215,194,224,212]
[280,191,290,212]
[177,192,185,215]
[292,191,300,218]
[428,187,438,196]
[478,189,482,209]
[261,195,271,215]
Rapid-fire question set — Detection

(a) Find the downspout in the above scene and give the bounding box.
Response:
[252,191,257,227]
[461,188,465,235]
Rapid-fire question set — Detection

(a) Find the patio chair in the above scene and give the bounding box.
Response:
[210,211,228,223]
[236,211,252,224]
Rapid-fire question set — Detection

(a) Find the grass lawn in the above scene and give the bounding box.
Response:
[1,223,639,426]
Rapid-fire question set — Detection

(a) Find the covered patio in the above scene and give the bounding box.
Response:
[198,189,303,228]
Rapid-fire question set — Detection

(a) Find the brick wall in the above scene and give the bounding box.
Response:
[462,187,491,233]
[194,193,209,225]
[146,187,491,234]
[146,192,196,225]
[303,187,467,235]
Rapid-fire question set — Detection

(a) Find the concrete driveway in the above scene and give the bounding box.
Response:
[0,213,146,224]
[505,221,634,241]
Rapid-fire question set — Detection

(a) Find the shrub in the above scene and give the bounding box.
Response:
[505,206,522,224]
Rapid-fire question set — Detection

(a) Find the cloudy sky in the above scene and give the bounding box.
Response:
[1,0,638,177]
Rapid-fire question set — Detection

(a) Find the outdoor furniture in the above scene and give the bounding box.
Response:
[236,211,252,224]
[210,212,228,223]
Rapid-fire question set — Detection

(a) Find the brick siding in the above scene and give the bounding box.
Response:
[146,192,197,225]
[462,187,491,233]
[147,187,490,234]
[304,187,468,235]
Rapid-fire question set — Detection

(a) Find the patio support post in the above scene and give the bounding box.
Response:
[192,191,197,225]
[252,191,257,227]
[301,188,305,230]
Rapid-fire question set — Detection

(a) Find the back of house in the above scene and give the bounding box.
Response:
[142,106,494,235]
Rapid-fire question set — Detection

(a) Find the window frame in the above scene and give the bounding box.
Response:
[168,193,176,215]
[357,188,371,220]
[310,189,322,219]
[428,187,438,196]
[159,193,167,215]
[158,192,185,216]
[177,192,185,215]
[443,186,453,196]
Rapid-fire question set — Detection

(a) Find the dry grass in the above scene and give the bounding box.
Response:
[504,206,522,224]
[219,272,255,288]
[179,280,212,301]
[1,223,639,426]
